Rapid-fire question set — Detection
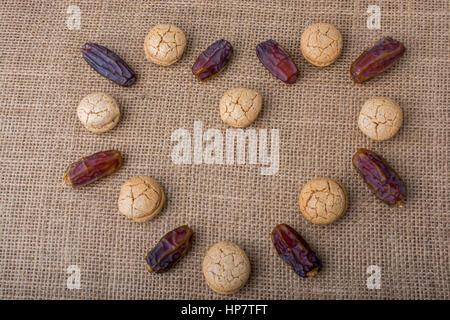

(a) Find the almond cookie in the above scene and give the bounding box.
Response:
[358,97,403,141]
[219,88,262,128]
[77,92,120,133]
[202,241,251,295]
[300,23,343,67]
[144,24,187,66]
[118,176,165,222]
[299,178,347,225]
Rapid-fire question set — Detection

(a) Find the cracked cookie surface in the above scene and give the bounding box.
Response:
[118,176,165,222]
[300,23,342,67]
[144,24,187,66]
[219,88,262,128]
[77,92,120,133]
[358,97,403,141]
[202,241,250,294]
[299,177,347,225]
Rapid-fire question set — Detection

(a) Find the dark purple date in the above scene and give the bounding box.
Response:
[350,37,405,83]
[63,150,123,187]
[256,40,299,84]
[146,225,194,273]
[192,39,233,81]
[352,148,406,207]
[82,42,136,87]
[271,224,322,278]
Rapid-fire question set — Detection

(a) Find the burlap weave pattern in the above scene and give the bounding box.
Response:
[0,0,448,299]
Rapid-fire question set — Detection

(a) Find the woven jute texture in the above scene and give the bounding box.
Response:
[0,0,448,300]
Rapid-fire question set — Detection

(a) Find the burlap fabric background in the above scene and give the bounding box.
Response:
[0,0,448,300]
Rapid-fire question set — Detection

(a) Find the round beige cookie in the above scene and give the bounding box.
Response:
[144,24,187,66]
[358,97,403,141]
[202,241,251,295]
[77,92,120,133]
[118,176,165,222]
[219,88,262,128]
[300,23,343,67]
[299,178,347,225]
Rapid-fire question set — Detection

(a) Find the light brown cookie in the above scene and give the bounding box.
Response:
[77,92,120,133]
[118,176,165,222]
[219,88,262,128]
[202,241,251,294]
[299,178,347,225]
[358,97,403,141]
[144,24,187,66]
[300,23,343,67]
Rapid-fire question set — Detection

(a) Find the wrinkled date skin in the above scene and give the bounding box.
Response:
[256,40,299,84]
[271,224,322,278]
[192,39,233,81]
[350,37,405,83]
[146,225,194,273]
[353,148,406,207]
[64,150,123,187]
[82,42,136,87]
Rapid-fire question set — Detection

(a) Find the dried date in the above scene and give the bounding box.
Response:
[146,225,194,273]
[82,42,136,87]
[63,150,123,187]
[192,39,233,81]
[271,224,322,278]
[256,40,299,84]
[352,148,406,207]
[350,37,405,83]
